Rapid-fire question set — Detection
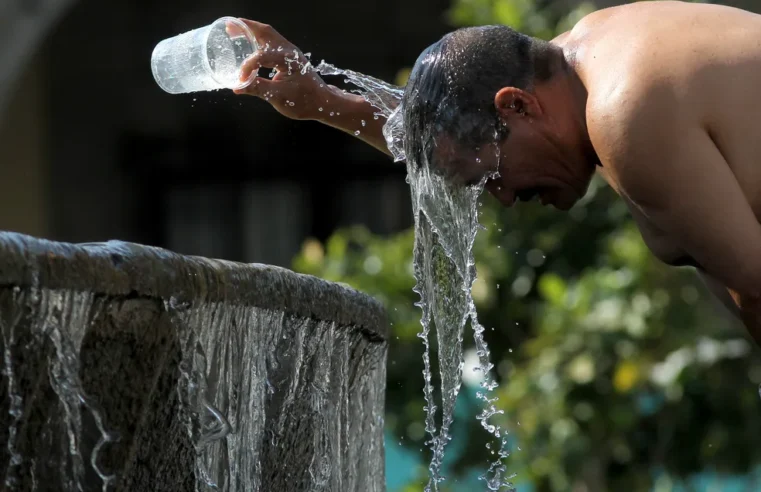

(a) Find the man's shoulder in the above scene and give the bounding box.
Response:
[587,78,685,202]
[591,81,675,146]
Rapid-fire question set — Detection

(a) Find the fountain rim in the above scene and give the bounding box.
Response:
[0,231,387,340]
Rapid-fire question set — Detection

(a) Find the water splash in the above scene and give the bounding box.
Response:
[314,61,403,120]
[327,63,515,489]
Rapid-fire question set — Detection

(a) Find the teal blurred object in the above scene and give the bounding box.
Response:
[385,431,761,491]
[385,385,534,491]
[384,384,761,491]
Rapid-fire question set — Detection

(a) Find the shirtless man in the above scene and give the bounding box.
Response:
[232,1,761,345]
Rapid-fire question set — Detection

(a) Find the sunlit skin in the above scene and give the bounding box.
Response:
[233,2,761,346]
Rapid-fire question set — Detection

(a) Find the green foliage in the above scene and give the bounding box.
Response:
[496,213,761,490]
[448,0,597,41]
[293,0,761,490]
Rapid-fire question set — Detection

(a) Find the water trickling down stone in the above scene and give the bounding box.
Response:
[0,233,387,491]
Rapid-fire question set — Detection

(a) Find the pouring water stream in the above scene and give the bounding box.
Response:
[313,59,516,490]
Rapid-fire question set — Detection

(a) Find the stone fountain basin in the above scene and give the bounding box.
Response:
[0,232,387,491]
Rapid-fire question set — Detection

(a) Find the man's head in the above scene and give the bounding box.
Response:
[402,25,596,210]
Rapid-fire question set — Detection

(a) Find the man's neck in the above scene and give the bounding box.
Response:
[540,48,596,168]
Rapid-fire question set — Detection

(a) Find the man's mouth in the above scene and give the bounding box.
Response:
[515,187,544,202]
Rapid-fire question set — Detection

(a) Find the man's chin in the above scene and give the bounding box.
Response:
[552,201,575,211]
[494,191,517,208]
[542,191,579,211]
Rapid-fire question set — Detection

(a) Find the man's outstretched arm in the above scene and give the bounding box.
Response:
[232,19,395,157]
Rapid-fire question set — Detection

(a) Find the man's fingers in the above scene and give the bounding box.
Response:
[225,21,247,39]
[240,52,263,82]
[239,51,284,83]
[233,77,276,97]
[240,46,298,80]
[237,18,287,49]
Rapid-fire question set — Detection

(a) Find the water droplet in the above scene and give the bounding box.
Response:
[318,107,323,112]
[354,130,361,136]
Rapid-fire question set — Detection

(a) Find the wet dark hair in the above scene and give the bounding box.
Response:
[402,25,554,168]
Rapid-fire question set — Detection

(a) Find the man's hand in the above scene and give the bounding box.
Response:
[231,19,333,121]
[230,19,393,156]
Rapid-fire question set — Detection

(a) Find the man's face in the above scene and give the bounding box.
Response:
[432,129,595,211]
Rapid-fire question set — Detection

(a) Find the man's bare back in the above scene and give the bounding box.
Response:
[575,1,761,225]
[232,1,761,344]
[555,2,760,259]
[563,2,761,339]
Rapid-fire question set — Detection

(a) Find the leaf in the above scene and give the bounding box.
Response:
[493,0,525,29]
[538,273,566,306]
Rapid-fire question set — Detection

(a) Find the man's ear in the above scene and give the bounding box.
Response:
[495,87,542,119]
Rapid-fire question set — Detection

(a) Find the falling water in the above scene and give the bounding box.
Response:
[315,62,515,489]
[397,118,514,491]
[166,301,386,492]
[0,287,117,491]
[313,61,403,120]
